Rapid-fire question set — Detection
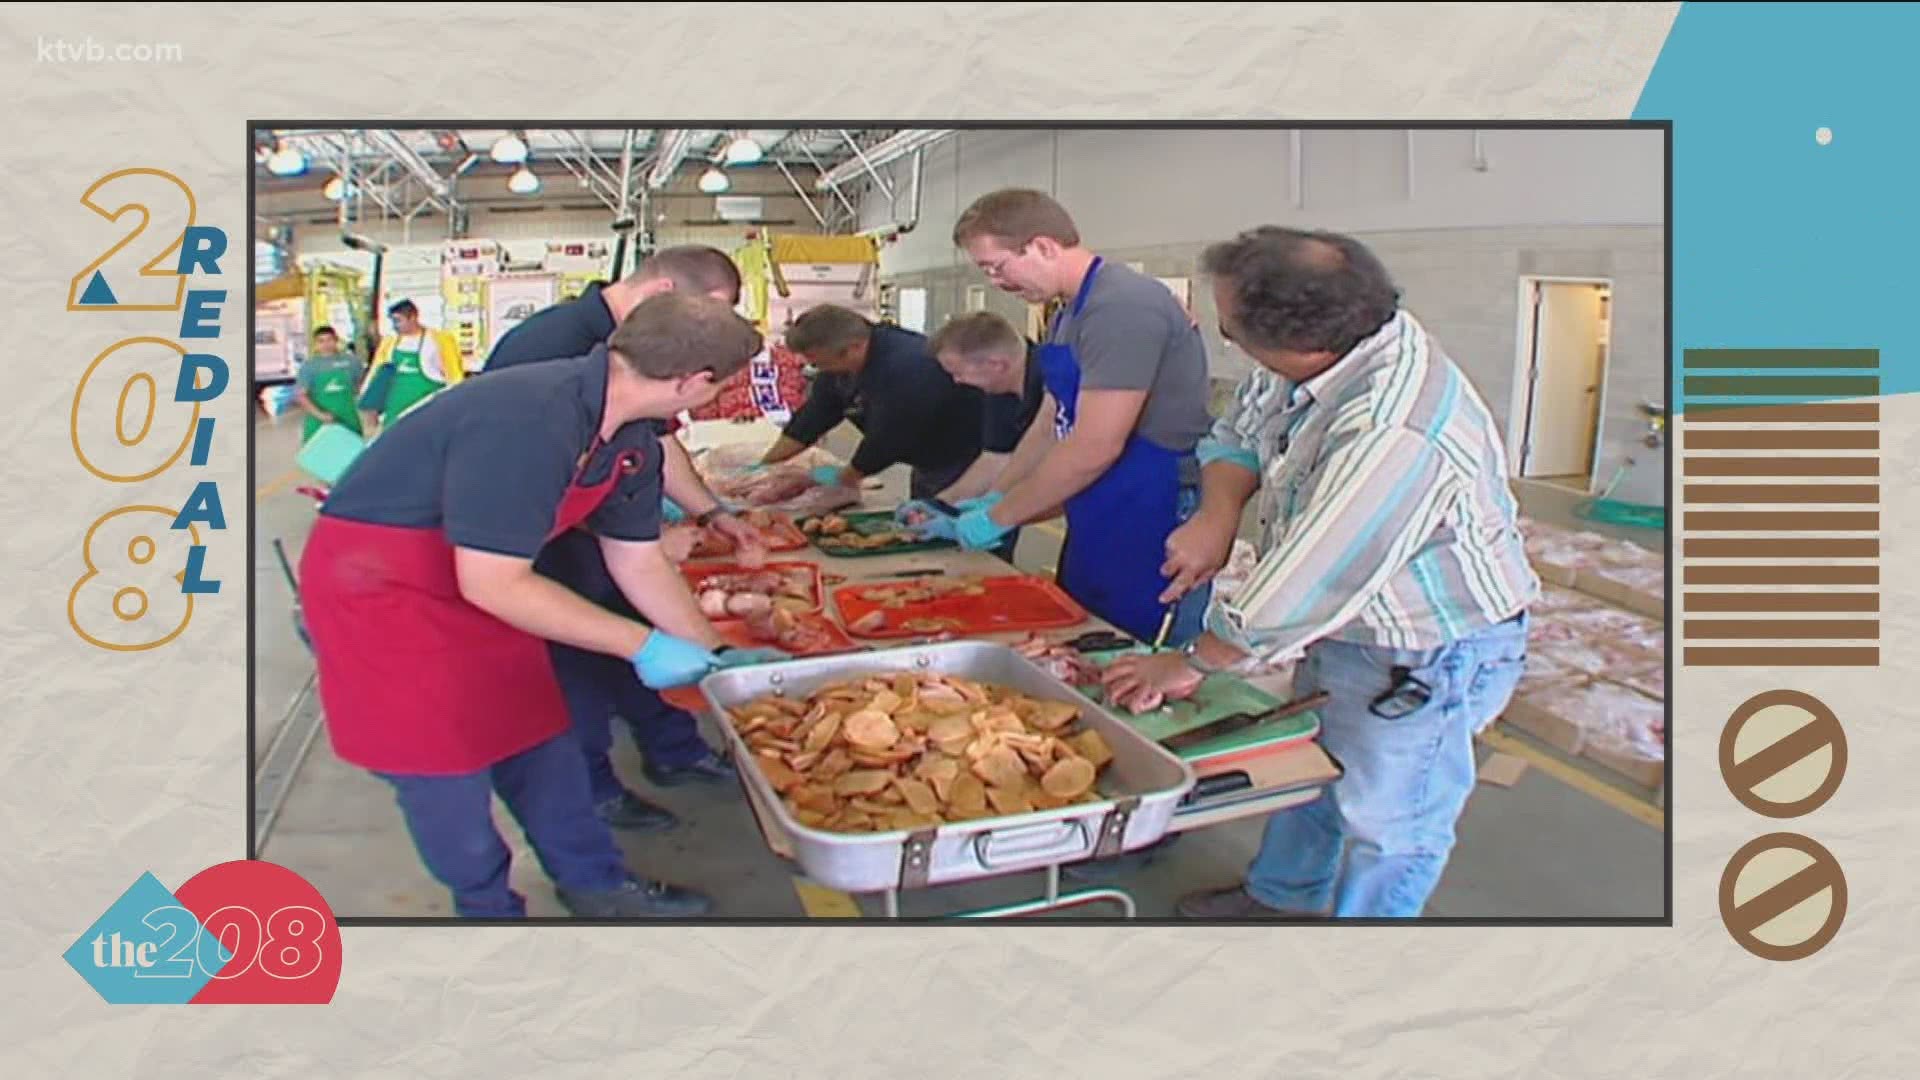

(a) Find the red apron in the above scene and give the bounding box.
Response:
[299,444,646,776]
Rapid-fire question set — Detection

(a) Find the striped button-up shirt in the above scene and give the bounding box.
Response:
[1200,310,1539,665]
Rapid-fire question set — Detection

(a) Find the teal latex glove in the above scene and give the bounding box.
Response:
[955,506,1014,550]
[631,631,718,690]
[894,500,959,541]
[713,646,789,669]
[662,498,687,524]
[809,464,845,486]
[956,491,1004,514]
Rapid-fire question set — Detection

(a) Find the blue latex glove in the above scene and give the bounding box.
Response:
[955,506,1014,551]
[809,464,845,486]
[631,631,719,690]
[892,499,939,526]
[713,646,789,669]
[956,491,1004,514]
[662,498,687,524]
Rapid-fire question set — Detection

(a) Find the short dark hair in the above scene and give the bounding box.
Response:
[784,304,872,357]
[953,188,1081,250]
[387,299,419,318]
[608,293,762,381]
[930,312,1025,364]
[636,245,743,303]
[1200,227,1399,355]
[312,325,338,338]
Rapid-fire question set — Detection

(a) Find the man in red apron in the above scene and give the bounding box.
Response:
[299,293,778,919]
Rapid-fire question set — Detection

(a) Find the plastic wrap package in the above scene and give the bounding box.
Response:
[1512,679,1665,776]
[1593,540,1662,570]
[1520,649,1580,690]
[1611,664,1665,701]
[1541,637,1661,677]
[1558,607,1664,657]
[1530,585,1604,616]
[1528,616,1586,648]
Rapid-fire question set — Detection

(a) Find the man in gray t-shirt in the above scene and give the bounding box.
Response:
[927,188,1216,649]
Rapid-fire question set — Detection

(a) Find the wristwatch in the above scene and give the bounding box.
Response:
[1180,636,1225,675]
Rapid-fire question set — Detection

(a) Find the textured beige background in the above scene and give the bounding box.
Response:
[6,3,1915,1077]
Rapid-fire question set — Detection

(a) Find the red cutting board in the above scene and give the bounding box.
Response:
[687,512,808,557]
[713,610,858,656]
[831,575,1089,639]
[680,560,824,613]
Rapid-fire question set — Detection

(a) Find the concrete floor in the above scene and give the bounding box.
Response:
[251,410,1665,920]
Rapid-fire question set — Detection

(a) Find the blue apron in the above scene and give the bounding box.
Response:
[1037,257,1191,642]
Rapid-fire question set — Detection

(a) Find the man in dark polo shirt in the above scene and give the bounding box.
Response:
[484,246,752,833]
[298,292,775,918]
[893,311,1048,562]
[759,304,988,500]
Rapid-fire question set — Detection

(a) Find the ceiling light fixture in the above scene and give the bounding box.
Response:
[723,135,764,165]
[508,166,542,195]
[491,132,529,164]
[266,142,308,177]
[699,167,730,194]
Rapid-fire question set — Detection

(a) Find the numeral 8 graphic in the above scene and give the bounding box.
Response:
[131,904,328,982]
[68,506,201,652]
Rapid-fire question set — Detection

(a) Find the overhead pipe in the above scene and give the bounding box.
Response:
[369,130,453,213]
[646,129,694,189]
[858,147,925,242]
[837,129,894,201]
[773,158,828,229]
[814,130,954,191]
[799,142,860,225]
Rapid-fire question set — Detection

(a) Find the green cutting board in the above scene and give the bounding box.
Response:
[806,510,958,558]
[1077,646,1320,760]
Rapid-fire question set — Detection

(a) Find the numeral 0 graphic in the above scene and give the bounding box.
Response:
[129,904,326,982]
[71,336,202,484]
[67,169,197,312]
[68,505,200,652]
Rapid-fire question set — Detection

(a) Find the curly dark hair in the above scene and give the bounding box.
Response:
[1200,227,1400,355]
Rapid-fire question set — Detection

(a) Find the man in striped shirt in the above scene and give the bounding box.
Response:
[1103,226,1540,919]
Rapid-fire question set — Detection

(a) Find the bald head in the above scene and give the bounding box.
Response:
[1200,226,1399,357]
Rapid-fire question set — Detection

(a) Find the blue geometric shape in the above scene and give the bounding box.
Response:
[1633,3,1920,410]
[63,872,228,1005]
[79,271,118,306]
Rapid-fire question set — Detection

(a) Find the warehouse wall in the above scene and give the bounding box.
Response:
[859,129,1666,506]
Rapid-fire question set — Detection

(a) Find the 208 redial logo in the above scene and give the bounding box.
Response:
[64,861,342,1005]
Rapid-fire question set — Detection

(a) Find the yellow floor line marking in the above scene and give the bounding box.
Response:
[256,465,301,501]
[1479,727,1665,831]
[791,878,862,918]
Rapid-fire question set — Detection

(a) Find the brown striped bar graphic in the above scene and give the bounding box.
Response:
[1681,349,1881,667]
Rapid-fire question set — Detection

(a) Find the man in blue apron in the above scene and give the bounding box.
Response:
[928,189,1216,646]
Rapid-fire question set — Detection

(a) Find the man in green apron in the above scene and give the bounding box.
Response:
[361,299,467,435]
[294,325,366,442]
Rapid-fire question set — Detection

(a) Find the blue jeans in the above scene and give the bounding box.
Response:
[375,733,631,918]
[1244,613,1529,917]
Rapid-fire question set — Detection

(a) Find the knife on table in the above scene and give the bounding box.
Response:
[1158,691,1332,753]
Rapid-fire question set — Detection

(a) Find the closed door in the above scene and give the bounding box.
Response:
[1523,282,1608,479]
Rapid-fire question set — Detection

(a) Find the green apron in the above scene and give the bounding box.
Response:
[300,355,365,442]
[380,335,445,426]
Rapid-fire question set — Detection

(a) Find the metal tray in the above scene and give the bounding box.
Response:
[695,641,1198,894]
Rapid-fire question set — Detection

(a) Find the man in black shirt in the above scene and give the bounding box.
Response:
[482,246,753,833]
[760,305,988,501]
[885,311,1050,563]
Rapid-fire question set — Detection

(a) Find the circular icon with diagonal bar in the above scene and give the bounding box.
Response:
[1719,690,1847,818]
[1719,833,1847,962]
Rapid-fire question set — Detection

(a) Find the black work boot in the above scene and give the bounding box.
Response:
[642,750,738,788]
[594,789,679,833]
[558,877,713,918]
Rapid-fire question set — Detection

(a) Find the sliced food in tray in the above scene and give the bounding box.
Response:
[724,672,1119,834]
